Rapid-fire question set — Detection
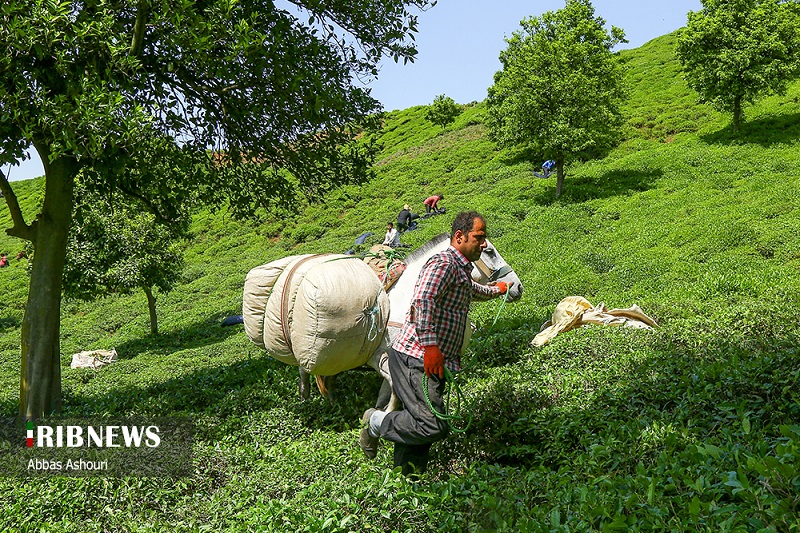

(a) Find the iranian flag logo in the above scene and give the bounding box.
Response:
[27,421,34,447]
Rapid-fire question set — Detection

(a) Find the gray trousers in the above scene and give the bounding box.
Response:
[380,348,450,473]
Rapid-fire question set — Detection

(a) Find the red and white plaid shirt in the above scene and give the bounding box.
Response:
[392,246,502,371]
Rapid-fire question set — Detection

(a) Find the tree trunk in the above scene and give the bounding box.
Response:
[19,151,77,421]
[555,161,565,199]
[143,285,158,335]
[732,95,743,135]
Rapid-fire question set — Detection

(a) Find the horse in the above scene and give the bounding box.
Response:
[299,232,523,410]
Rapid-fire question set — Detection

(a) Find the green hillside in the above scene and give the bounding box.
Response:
[1,33,799,531]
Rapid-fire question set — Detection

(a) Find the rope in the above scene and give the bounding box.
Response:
[483,290,509,338]
[364,286,385,342]
[361,248,406,275]
[422,367,472,433]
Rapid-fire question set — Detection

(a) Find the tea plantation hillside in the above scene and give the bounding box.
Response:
[0,33,798,531]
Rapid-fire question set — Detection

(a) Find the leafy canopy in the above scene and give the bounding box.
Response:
[425,94,461,130]
[676,0,800,133]
[486,0,627,164]
[0,0,435,219]
[0,0,435,419]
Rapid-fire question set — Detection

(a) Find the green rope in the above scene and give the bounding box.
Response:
[422,367,472,433]
[361,248,406,275]
[483,290,509,340]
[364,286,385,342]
[421,289,510,433]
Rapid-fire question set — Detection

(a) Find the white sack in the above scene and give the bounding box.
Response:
[243,254,310,352]
[243,254,389,375]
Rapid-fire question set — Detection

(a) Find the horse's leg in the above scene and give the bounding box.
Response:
[367,348,401,413]
[386,389,402,412]
[376,379,392,410]
[299,368,311,401]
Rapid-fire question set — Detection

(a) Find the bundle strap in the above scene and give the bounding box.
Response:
[279,254,333,354]
[321,254,389,343]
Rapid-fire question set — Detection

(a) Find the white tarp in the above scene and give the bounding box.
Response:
[532,296,657,347]
[70,348,118,369]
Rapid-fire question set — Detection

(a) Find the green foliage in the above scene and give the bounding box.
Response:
[0,0,432,175]
[676,0,800,134]
[62,186,185,335]
[1,32,800,532]
[425,94,461,130]
[0,0,435,416]
[487,0,628,197]
[620,32,724,141]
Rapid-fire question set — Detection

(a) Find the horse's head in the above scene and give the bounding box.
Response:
[471,238,523,302]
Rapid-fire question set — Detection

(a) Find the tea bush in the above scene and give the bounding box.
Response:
[1,33,799,531]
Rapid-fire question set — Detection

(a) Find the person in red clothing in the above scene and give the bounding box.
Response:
[359,211,512,475]
[423,194,444,214]
[0,253,8,268]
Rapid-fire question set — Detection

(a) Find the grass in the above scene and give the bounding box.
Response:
[1,33,799,531]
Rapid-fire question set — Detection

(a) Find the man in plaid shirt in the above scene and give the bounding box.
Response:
[360,210,511,475]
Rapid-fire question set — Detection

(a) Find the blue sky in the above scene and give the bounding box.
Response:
[367,0,702,111]
[3,0,701,182]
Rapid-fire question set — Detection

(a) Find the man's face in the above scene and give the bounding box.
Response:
[454,217,487,262]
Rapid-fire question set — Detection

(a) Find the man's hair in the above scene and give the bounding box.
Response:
[387,222,393,227]
[451,210,484,237]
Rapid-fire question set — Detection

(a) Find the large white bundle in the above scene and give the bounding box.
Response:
[243,254,389,375]
[242,254,304,353]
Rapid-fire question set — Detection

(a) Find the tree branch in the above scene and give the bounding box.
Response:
[0,168,36,242]
[130,0,148,58]
[116,181,183,225]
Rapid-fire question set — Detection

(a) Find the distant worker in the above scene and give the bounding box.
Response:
[397,204,420,232]
[382,222,400,248]
[0,254,8,268]
[534,159,556,178]
[423,194,444,215]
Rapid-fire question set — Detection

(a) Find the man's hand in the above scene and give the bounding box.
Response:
[491,281,513,295]
[423,345,444,379]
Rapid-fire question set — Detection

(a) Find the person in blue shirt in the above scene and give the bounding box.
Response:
[534,159,556,178]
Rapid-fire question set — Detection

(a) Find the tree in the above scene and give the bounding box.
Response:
[425,94,461,130]
[486,0,627,198]
[63,185,186,336]
[676,0,800,135]
[0,0,433,420]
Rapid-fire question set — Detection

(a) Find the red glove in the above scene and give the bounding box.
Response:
[423,345,444,379]
[495,281,508,294]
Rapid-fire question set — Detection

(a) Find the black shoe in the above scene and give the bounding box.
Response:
[359,408,379,460]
